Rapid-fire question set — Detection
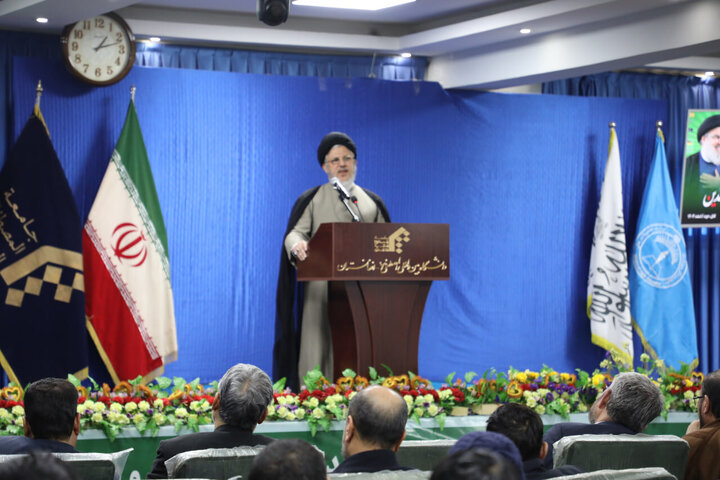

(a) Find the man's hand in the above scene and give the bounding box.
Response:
[700,170,720,190]
[685,419,701,435]
[291,241,309,262]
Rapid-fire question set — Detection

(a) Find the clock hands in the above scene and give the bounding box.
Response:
[94,36,121,51]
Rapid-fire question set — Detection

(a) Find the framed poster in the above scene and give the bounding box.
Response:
[680,109,720,227]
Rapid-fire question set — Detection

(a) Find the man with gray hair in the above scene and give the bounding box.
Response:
[542,372,664,468]
[147,364,275,478]
[333,385,412,473]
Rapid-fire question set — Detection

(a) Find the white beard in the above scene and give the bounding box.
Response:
[701,142,720,166]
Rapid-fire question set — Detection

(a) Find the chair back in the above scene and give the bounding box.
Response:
[0,448,132,480]
[166,445,264,479]
[395,440,455,471]
[553,467,676,480]
[329,470,430,479]
[553,434,688,480]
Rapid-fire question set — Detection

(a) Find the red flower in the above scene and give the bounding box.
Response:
[78,396,87,404]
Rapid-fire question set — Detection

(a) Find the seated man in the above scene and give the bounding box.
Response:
[542,372,663,468]
[683,369,720,480]
[448,431,525,479]
[0,450,79,480]
[0,377,80,454]
[333,385,411,473]
[487,403,582,479]
[147,363,275,478]
[431,448,522,480]
[248,438,328,480]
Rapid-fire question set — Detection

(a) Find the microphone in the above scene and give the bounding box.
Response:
[330,177,352,200]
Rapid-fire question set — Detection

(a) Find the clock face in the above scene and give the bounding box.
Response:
[61,13,136,86]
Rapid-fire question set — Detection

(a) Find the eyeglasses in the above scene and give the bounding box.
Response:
[692,393,704,406]
[325,155,355,166]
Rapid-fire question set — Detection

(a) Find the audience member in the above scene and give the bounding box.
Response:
[487,403,582,479]
[332,385,411,473]
[248,438,328,480]
[542,372,663,468]
[683,369,720,480]
[0,378,80,454]
[147,363,275,478]
[431,448,523,480]
[0,450,79,480]
[449,430,525,479]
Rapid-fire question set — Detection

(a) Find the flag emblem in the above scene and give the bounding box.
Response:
[112,222,148,267]
[632,223,687,289]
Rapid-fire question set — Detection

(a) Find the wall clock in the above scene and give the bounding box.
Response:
[61,13,136,86]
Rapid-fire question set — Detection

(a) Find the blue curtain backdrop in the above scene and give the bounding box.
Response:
[0,30,427,160]
[545,72,720,372]
[5,56,666,383]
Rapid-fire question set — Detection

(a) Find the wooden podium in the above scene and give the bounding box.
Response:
[297,223,449,379]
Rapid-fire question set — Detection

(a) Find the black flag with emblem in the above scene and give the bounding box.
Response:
[0,109,87,385]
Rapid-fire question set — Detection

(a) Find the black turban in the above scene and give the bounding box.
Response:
[697,115,720,142]
[317,132,356,165]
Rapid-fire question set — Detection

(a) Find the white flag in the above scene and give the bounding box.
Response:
[587,127,633,364]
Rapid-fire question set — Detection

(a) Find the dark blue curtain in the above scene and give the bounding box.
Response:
[135,43,427,81]
[7,56,665,384]
[545,72,720,372]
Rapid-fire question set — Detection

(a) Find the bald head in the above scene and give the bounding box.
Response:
[348,386,408,449]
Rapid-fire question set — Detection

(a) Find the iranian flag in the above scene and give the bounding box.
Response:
[83,99,177,383]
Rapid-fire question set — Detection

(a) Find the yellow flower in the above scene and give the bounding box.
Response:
[438,390,452,401]
[277,396,288,405]
[175,407,188,418]
[654,359,665,368]
[133,414,145,425]
[535,405,545,415]
[578,403,588,413]
[515,372,528,383]
[591,374,606,388]
[14,418,23,426]
[82,400,95,410]
[117,415,130,425]
[188,414,198,423]
[312,408,325,420]
[303,397,319,408]
[640,353,650,363]
[91,412,103,423]
[153,399,164,409]
[413,407,424,417]
[526,396,537,408]
[109,403,123,413]
[296,409,305,420]
[277,406,289,418]
[527,371,539,381]
[427,405,439,416]
[0,408,9,419]
[153,413,166,425]
[138,401,150,411]
[404,395,414,406]
[423,394,434,403]
[11,406,24,416]
[685,379,693,388]
[124,402,137,413]
[285,412,296,421]
[93,402,106,413]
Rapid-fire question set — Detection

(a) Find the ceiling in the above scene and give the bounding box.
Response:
[2,0,720,90]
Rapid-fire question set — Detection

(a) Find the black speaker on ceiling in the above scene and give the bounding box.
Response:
[257,0,289,26]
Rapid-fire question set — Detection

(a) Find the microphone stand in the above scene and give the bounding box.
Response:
[336,189,361,222]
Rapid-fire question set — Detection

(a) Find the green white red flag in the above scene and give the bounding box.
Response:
[83,99,177,383]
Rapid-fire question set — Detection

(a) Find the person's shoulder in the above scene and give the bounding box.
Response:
[0,435,30,454]
[544,422,589,437]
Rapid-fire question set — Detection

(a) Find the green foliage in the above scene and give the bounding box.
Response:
[155,376,172,390]
[342,368,356,378]
[368,366,378,380]
[273,377,287,393]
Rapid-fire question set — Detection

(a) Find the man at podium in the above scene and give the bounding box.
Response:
[274,132,390,388]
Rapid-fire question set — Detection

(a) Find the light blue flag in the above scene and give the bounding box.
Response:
[630,129,698,369]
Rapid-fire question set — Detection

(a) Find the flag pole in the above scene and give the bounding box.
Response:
[130,85,136,103]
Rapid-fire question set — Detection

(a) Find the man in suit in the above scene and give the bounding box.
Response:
[333,386,411,473]
[431,448,522,480]
[683,369,720,480]
[542,372,663,468]
[147,363,274,478]
[487,403,582,479]
[0,377,80,454]
[248,438,328,480]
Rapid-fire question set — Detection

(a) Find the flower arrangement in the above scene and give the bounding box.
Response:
[0,353,704,440]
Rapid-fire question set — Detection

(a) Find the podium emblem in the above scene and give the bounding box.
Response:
[374,227,410,254]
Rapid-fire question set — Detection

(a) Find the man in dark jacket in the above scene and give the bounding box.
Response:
[542,372,663,468]
[0,378,80,454]
[487,403,582,479]
[333,386,411,473]
[147,363,274,478]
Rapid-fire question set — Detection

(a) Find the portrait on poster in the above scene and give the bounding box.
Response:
[680,109,720,227]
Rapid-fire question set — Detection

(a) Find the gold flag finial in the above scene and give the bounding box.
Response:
[35,80,43,109]
[656,121,665,142]
[130,85,136,103]
[609,122,616,128]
